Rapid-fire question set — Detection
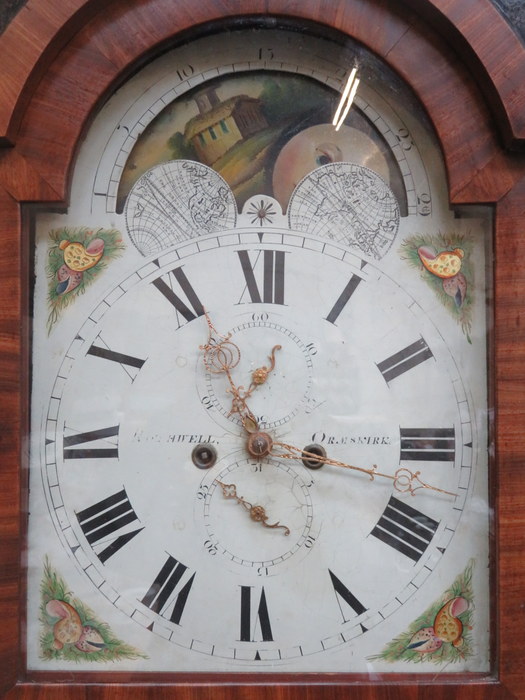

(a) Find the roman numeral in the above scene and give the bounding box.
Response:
[152,265,205,327]
[370,496,439,562]
[63,425,119,460]
[76,488,143,563]
[239,586,273,642]
[237,249,286,304]
[376,338,433,384]
[325,274,363,324]
[329,570,367,620]
[400,428,456,462]
[87,337,146,381]
[141,555,196,625]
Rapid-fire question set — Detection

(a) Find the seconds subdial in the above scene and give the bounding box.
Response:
[199,458,318,576]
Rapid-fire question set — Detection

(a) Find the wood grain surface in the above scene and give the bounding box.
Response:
[0,0,524,698]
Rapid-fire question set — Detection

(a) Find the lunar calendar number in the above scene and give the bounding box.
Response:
[204,540,218,556]
[175,64,194,81]
[418,192,432,216]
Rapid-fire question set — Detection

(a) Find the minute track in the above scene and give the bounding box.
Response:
[41,230,473,665]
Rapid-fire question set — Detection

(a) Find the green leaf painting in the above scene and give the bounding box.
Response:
[46,226,124,333]
[40,558,146,663]
[371,560,475,665]
[400,232,474,343]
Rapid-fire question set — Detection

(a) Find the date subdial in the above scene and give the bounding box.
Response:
[198,317,314,431]
[198,458,318,575]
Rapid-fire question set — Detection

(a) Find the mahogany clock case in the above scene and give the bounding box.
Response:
[0,0,524,698]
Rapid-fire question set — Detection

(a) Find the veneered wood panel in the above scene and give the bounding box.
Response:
[0,187,21,692]
[494,178,525,696]
[6,681,519,700]
[3,0,525,149]
[4,0,520,208]
[0,149,62,202]
[383,21,523,203]
[0,0,113,147]
[411,0,525,147]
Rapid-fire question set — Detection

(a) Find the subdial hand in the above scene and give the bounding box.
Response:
[248,344,281,393]
[216,481,290,535]
[271,441,457,498]
[200,311,281,432]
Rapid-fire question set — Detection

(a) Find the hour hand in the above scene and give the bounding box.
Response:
[270,440,457,498]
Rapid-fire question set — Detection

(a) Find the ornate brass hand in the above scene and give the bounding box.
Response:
[200,311,281,432]
[270,440,457,498]
[216,481,290,535]
[199,314,453,497]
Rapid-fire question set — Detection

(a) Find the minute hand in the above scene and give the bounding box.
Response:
[271,440,457,498]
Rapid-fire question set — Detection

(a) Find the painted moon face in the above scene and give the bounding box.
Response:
[272,123,391,210]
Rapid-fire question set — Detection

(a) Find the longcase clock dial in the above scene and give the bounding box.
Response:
[27,20,491,676]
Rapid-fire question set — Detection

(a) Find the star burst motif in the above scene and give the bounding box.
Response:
[247,199,276,226]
